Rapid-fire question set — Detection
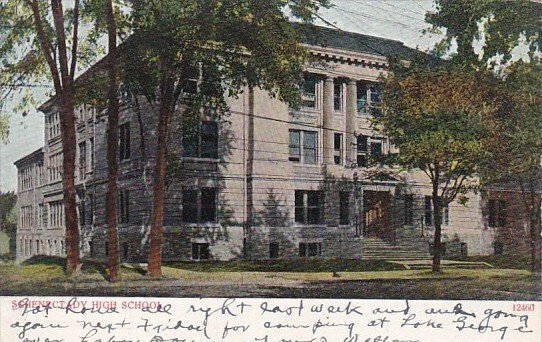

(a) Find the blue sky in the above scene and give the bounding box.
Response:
[0,0,441,192]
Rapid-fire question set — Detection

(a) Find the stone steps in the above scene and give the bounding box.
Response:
[362,237,431,261]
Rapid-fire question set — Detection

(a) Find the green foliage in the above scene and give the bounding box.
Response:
[377,59,502,204]
[123,0,330,110]
[0,0,122,128]
[426,0,542,67]
[121,0,330,183]
[0,191,17,234]
[490,59,542,182]
[0,1,102,90]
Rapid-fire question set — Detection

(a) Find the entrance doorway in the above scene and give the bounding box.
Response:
[363,190,395,243]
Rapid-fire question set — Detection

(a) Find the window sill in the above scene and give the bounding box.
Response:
[291,163,320,168]
[293,223,326,228]
[184,222,220,227]
[47,136,62,145]
[182,157,220,163]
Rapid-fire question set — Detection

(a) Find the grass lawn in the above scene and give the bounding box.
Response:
[447,254,533,270]
[0,256,539,300]
[166,259,404,272]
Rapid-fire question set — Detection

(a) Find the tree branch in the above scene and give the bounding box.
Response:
[26,0,62,91]
[50,0,70,86]
[446,175,468,204]
[69,0,80,82]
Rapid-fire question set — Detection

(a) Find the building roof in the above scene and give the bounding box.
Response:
[13,148,43,168]
[38,23,422,112]
[296,23,422,60]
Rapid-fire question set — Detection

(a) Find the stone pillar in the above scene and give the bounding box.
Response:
[322,77,335,165]
[346,80,358,166]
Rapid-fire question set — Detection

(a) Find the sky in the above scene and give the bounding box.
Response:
[0,0,442,192]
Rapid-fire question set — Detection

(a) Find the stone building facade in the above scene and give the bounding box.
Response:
[14,25,532,263]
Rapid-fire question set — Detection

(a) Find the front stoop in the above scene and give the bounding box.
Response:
[362,236,431,260]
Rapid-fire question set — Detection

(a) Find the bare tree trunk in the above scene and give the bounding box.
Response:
[431,179,442,273]
[105,0,120,282]
[26,0,81,275]
[147,77,175,277]
[59,92,80,275]
[52,0,80,275]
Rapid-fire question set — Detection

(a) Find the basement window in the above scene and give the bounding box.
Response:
[269,242,279,259]
[299,242,322,257]
[192,243,210,260]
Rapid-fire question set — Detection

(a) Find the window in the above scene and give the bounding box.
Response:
[38,204,44,228]
[201,122,219,159]
[488,199,506,228]
[302,74,318,108]
[295,190,323,224]
[77,106,85,123]
[269,242,279,259]
[36,162,43,187]
[48,153,63,182]
[88,194,94,225]
[357,82,382,115]
[424,196,432,226]
[49,201,64,228]
[20,206,33,229]
[19,166,34,191]
[183,188,217,224]
[192,242,210,260]
[79,200,86,226]
[182,63,200,94]
[183,121,218,159]
[89,138,95,170]
[47,112,60,140]
[299,242,322,257]
[334,133,343,165]
[356,135,368,167]
[119,189,130,224]
[289,130,317,164]
[339,191,349,225]
[79,141,86,180]
[404,195,414,225]
[119,122,131,161]
[334,81,343,111]
[370,84,381,106]
[443,203,450,226]
[424,196,449,226]
[122,242,129,260]
[370,140,382,158]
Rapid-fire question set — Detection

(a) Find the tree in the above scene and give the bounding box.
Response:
[0,191,17,257]
[120,0,330,276]
[485,60,542,272]
[0,1,99,274]
[426,0,541,67]
[104,0,120,282]
[377,59,502,272]
[427,0,542,272]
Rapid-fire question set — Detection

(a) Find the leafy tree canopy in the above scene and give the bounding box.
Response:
[378,58,504,204]
[426,0,542,67]
[485,58,542,184]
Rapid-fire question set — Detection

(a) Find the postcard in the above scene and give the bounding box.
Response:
[0,0,540,341]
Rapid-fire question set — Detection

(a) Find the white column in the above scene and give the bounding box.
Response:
[346,80,358,166]
[322,77,335,165]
